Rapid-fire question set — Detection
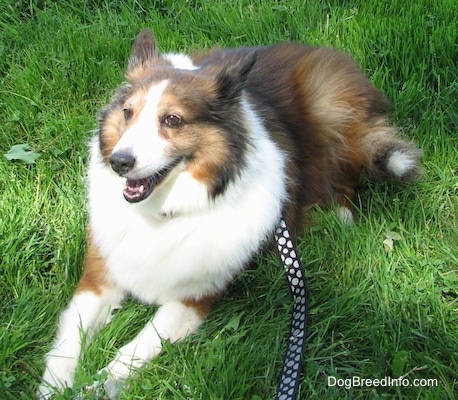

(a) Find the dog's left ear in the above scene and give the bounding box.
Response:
[126,29,160,83]
[215,51,257,100]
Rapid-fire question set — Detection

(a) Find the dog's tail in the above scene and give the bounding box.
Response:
[360,120,422,183]
[292,46,422,186]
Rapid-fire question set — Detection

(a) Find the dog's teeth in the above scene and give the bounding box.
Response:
[139,185,145,194]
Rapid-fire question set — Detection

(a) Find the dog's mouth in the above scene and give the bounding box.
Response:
[123,161,180,203]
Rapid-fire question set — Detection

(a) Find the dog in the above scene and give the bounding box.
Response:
[38,29,421,398]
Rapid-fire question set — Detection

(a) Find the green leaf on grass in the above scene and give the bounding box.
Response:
[385,230,402,241]
[1,374,16,388]
[391,350,409,377]
[3,144,40,164]
[223,313,243,331]
[383,230,403,252]
[383,238,394,252]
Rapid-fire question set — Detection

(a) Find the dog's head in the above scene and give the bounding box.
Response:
[98,29,257,206]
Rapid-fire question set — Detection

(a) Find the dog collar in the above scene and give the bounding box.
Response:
[274,218,308,400]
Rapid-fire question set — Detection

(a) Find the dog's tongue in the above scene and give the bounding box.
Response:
[123,177,154,203]
[121,160,181,203]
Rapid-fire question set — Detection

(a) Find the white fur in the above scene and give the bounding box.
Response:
[386,150,416,178]
[150,167,211,216]
[40,93,287,398]
[89,97,287,304]
[102,301,204,398]
[163,52,199,70]
[37,290,123,398]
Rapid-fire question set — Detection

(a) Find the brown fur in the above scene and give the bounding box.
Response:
[98,35,420,234]
[182,296,218,319]
[76,230,112,295]
[192,43,403,232]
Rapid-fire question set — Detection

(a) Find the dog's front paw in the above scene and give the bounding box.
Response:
[36,384,56,400]
[85,368,127,400]
[103,377,126,400]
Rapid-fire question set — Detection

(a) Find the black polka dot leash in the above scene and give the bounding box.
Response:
[274,218,308,400]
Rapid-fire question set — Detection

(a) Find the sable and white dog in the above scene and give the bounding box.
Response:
[38,29,421,398]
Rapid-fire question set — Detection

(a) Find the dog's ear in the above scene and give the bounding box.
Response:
[215,51,257,100]
[126,29,159,82]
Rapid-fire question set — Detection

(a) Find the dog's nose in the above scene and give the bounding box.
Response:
[110,151,136,176]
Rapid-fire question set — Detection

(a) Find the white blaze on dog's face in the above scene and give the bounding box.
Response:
[112,80,171,179]
[108,79,190,204]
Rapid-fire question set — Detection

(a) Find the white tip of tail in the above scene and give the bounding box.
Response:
[386,150,418,180]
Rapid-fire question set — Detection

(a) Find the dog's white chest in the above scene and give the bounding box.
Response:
[93,209,250,304]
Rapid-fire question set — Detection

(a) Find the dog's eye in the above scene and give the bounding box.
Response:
[163,114,183,127]
[123,107,133,122]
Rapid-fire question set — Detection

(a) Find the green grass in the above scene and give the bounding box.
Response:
[0,0,457,398]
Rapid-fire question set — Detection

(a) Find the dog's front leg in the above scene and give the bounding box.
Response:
[38,240,125,399]
[37,285,124,399]
[102,297,214,399]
